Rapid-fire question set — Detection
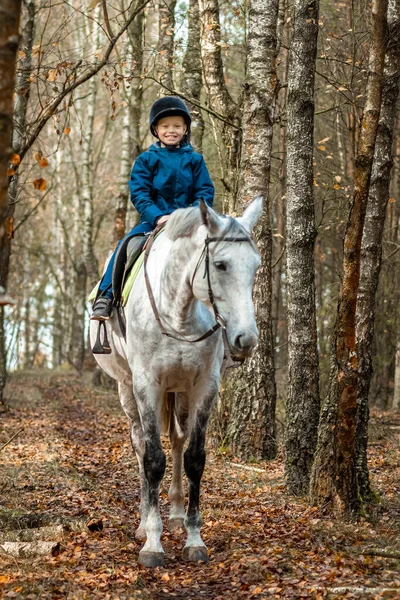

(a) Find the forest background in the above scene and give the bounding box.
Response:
[0,0,400,519]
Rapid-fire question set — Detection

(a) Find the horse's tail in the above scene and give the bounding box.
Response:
[161,392,175,436]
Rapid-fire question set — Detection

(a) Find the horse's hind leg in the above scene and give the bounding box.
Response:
[118,382,148,540]
[183,385,217,563]
[168,393,188,531]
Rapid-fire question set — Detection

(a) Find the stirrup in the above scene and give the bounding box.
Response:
[92,321,112,354]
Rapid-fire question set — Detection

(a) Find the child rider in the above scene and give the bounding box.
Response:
[91,96,215,320]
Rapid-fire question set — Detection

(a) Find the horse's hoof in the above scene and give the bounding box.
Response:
[135,527,146,541]
[138,550,165,568]
[183,546,209,563]
[168,517,185,532]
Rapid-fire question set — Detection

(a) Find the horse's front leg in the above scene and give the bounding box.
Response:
[133,380,166,568]
[183,384,217,563]
[168,393,188,531]
[118,382,148,541]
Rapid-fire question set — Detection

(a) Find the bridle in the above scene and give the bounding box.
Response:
[143,226,253,366]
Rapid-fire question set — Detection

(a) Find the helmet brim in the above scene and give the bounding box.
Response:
[150,108,191,136]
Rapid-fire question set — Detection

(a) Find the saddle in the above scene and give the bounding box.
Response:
[111,232,148,307]
[92,233,148,355]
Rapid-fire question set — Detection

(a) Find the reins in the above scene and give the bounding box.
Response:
[143,226,252,352]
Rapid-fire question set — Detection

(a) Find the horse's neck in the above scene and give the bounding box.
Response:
[160,238,200,329]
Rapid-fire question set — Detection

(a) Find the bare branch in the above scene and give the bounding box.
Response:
[18,0,151,164]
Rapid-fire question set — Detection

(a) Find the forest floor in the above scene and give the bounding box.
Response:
[0,371,399,600]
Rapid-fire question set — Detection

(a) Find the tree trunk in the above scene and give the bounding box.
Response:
[182,0,204,152]
[0,0,22,297]
[81,12,100,289]
[222,0,279,460]
[0,0,32,401]
[200,0,241,212]
[356,0,400,498]
[272,0,288,363]
[113,10,144,246]
[394,333,400,409]
[310,0,389,516]
[157,0,176,89]
[284,0,320,496]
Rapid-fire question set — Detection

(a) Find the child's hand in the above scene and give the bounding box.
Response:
[157,215,169,226]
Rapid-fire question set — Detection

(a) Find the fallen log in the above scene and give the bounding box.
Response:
[361,548,400,559]
[0,524,65,543]
[0,541,60,557]
[325,587,400,597]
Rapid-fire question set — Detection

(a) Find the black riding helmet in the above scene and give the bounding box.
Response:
[149,96,191,139]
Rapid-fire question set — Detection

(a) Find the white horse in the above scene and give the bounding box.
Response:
[90,198,262,567]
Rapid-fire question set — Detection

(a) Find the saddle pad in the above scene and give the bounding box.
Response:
[121,229,164,306]
[88,230,163,306]
[121,250,145,306]
[88,256,144,306]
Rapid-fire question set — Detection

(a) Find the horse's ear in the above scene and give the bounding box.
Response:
[238,195,263,232]
[199,200,221,235]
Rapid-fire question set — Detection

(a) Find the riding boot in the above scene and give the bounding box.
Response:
[91,297,113,321]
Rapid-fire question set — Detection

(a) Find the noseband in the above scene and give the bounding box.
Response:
[143,228,252,363]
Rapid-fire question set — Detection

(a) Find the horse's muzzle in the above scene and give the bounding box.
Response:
[230,331,258,359]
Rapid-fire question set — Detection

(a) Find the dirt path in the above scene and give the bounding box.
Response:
[0,372,399,599]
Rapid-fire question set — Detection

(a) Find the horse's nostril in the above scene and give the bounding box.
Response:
[233,332,258,355]
[234,334,243,350]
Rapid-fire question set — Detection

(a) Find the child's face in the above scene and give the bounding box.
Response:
[155,116,187,146]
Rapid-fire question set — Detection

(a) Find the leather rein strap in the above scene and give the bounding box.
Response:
[143,226,251,345]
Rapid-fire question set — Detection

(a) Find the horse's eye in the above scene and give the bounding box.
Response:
[214,262,227,272]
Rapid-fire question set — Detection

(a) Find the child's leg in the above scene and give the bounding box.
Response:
[98,222,152,299]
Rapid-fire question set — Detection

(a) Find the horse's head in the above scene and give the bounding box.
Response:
[194,197,263,359]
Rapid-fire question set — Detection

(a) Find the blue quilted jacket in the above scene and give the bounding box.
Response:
[128,142,214,228]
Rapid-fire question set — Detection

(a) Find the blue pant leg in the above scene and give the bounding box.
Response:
[98,222,153,298]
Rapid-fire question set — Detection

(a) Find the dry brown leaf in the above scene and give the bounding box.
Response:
[10,154,21,165]
[33,178,47,191]
[39,157,49,168]
[64,127,71,135]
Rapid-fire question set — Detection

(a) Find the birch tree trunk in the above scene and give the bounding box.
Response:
[113,10,144,245]
[272,0,288,362]
[182,0,204,151]
[310,0,389,516]
[284,0,320,496]
[0,0,21,294]
[81,10,100,289]
[157,0,176,89]
[356,0,400,498]
[223,0,279,460]
[200,0,241,211]
[52,149,65,368]
[394,334,400,409]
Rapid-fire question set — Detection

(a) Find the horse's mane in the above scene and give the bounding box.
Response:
[165,206,250,243]
[165,207,202,241]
